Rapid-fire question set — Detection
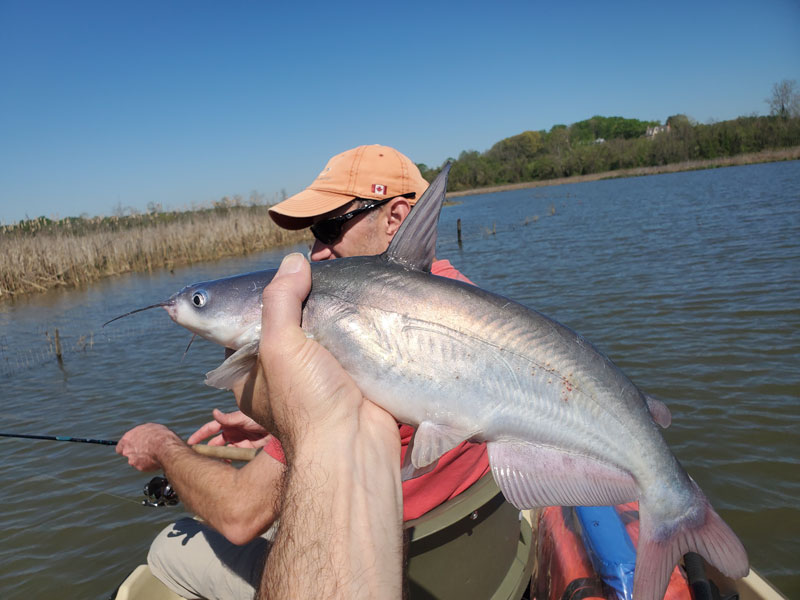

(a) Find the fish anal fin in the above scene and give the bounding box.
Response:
[409,420,472,470]
[204,340,260,390]
[487,441,638,510]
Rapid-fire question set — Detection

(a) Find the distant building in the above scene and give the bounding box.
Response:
[645,124,670,138]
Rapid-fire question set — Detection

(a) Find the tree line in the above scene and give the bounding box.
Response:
[418,113,800,191]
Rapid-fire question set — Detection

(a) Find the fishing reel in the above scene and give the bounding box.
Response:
[142,475,179,507]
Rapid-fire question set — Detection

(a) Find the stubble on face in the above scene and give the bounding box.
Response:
[311,205,389,260]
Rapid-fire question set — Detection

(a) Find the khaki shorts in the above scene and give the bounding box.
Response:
[147,517,277,600]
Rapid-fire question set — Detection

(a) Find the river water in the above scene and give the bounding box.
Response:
[1,161,798,598]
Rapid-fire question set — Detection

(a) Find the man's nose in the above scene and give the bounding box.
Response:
[309,239,334,262]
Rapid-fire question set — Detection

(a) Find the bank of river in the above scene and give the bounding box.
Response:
[447,146,800,198]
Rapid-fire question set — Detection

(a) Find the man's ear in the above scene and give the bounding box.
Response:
[385,199,411,237]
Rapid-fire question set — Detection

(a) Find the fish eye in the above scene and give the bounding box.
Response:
[191,290,208,308]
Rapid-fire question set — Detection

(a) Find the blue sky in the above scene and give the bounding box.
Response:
[1,0,798,223]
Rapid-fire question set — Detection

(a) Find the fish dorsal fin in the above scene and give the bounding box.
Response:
[383,162,451,272]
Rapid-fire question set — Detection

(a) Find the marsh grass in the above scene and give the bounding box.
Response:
[0,207,309,300]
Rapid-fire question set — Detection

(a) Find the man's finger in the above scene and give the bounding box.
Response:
[261,253,311,352]
[215,409,246,427]
[207,434,226,447]
[187,421,221,445]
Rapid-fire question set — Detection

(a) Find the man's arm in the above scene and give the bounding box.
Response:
[264,425,402,598]
[254,253,404,599]
[116,424,284,544]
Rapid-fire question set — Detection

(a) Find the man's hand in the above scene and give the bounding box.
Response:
[117,420,285,544]
[116,423,182,471]
[256,253,398,455]
[187,408,270,449]
[256,253,403,599]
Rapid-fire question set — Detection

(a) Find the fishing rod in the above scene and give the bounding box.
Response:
[0,431,257,460]
[0,432,116,445]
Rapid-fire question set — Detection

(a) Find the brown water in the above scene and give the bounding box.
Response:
[1,161,798,598]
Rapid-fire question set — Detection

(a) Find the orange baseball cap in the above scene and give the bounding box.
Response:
[268,144,429,230]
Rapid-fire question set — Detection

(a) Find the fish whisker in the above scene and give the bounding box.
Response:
[102,302,169,327]
[182,334,197,362]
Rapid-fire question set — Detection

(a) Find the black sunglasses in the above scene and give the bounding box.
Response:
[310,192,415,245]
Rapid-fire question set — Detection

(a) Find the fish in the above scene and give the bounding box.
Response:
[105,165,748,600]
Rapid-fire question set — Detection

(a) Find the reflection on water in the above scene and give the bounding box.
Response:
[1,161,798,598]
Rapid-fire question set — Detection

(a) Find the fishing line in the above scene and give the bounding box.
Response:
[24,472,143,506]
[0,463,143,509]
[1,321,172,379]
[0,433,142,507]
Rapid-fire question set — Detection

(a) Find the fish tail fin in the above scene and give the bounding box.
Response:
[635,490,749,600]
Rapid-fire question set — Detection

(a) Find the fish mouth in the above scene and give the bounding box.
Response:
[102,299,175,327]
[163,301,180,321]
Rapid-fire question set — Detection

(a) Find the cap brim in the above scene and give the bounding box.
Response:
[268,188,355,230]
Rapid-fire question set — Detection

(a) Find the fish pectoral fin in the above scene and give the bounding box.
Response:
[409,421,473,469]
[400,454,438,481]
[644,394,672,428]
[486,441,638,510]
[204,340,260,390]
[401,420,471,482]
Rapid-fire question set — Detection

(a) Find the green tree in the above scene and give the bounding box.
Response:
[486,131,544,182]
[421,112,800,191]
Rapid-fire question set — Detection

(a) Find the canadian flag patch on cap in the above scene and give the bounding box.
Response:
[371,184,387,195]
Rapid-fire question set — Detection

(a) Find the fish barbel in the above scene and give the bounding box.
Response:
[106,165,748,600]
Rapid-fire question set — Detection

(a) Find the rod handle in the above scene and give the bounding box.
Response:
[190,444,258,462]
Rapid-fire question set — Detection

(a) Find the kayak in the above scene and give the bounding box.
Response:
[533,503,787,600]
[113,558,786,600]
[113,474,535,600]
[112,476,786,599]
[113,565,181,600]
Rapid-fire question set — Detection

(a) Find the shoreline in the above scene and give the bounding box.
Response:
[0,211,309,302]
[445,146,800,198]
[4,147,798,302]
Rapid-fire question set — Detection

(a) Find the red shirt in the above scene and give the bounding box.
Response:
[264,259,490,521]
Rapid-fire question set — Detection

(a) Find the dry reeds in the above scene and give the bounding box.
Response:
[0,207,309,300]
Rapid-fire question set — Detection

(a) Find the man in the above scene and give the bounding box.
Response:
[117,145,489,599]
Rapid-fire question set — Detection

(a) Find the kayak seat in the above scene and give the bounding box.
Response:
[406,472,535,600]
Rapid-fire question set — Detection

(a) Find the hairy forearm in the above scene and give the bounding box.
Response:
[159,440,283,543]
[260,429,403,599]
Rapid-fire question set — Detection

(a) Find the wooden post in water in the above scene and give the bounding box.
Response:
[457,219,462,246]
[54,328,63,366]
